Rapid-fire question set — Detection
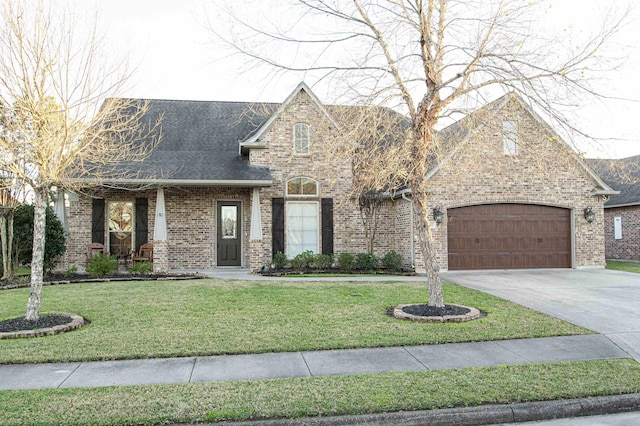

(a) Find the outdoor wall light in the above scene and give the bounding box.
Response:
[433,206,444,225]
[584,206,595,223]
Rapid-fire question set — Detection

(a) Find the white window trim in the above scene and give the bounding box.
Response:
[285,200,320,257]
[293,122,310,155]
[614,216,622,240]
[286,177,319,198]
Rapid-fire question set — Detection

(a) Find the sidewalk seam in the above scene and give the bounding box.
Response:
[57,362,83,389]
[188,357,197,383]
[299,352,314,377]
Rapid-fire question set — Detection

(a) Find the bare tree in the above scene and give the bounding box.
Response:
[215,0,626,307]
[0,1,161,321]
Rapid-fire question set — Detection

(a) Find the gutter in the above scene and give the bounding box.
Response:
[70,179,273,187]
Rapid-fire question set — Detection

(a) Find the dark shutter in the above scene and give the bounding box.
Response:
[321,198,334,256]
[91,199,105,244]
[135,198,148,252]
[272,198,285,256]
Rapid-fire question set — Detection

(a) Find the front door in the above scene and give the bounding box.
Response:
[217,201,241,266]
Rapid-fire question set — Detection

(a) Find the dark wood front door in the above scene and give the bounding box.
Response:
[217,201,241,266]
[447,204,571,270]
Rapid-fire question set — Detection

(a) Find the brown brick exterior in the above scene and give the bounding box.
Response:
[61,90,607,273]
[417,97,606,272]
[604,206,640,261]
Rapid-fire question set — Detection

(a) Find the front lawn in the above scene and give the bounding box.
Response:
[1,359,639,425]
[607,260,640,273]
[0,279,589,364]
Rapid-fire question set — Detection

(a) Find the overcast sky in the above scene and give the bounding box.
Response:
[71,0,639,159]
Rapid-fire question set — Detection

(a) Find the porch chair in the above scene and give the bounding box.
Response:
[132,242,154,264]
[86,242,108,265]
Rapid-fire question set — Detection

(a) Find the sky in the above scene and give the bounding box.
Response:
[70,0,640,159]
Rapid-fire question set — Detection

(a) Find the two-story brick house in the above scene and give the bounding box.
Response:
[61,83,616,273]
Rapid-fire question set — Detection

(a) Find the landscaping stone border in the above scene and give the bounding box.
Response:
[393,303,481,323]
[0,312,85,340]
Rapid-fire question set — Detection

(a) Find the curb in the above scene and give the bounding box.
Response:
[206,393,640,426]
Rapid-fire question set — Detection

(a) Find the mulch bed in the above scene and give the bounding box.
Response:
[401,304,471,317]
[0,272,203,290]
[0,315,72,333]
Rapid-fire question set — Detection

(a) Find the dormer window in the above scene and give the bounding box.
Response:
[294,123,310,154]
[503,121,518,155]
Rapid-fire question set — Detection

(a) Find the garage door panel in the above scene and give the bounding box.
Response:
[447,204,571,270]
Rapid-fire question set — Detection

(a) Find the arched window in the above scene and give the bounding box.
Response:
[293,123,310,154]
[286,177,318,197]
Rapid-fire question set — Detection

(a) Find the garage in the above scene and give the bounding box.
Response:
[447,204,571,270]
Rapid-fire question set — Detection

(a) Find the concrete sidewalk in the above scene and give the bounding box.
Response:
[0,333,630,390]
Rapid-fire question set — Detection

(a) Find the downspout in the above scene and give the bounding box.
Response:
[401,193,415,268]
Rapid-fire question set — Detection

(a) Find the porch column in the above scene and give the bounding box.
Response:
[249,188,264,270]
[153,187,168,273]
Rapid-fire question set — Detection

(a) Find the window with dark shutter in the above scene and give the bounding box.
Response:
[135,198,148,252]
[321,198,333,256]
[91,199,105,244]
[272,198,285,256]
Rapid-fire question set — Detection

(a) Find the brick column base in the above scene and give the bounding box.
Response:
[153,240,168,273]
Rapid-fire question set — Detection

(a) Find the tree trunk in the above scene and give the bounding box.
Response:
[1,210,14,279]
[411,187,445,308]
[25,188,47,321]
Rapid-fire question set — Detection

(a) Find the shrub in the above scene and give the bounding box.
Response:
[64,265,78,276]
[312,253,332,269]
[337,252,355,271]
[356,253,378,271]
[11,204,66,273]
[272,251,288,269]
[86,253,118,277]
[291,250,315,269]
[381,250,404,271]
[129,261,153,275]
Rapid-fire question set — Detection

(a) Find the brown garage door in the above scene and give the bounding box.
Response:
[447,204,571,270]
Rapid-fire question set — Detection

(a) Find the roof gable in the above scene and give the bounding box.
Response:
[239,82,340,155]
[428,93,617,195]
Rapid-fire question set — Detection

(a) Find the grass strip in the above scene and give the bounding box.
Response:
[0,359,638,425]
[606,260,640,274]
[0,280,589,364]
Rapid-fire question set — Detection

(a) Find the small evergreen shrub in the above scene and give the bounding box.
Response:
[129,261,153,275]
[356,253,378,271]
[312,253,332,269]
[64,265,78,276]
[337,252,355,271]
[381,250,404,271]
[86,253,118,277]
[291,250,315,269]
[272,251,288,269]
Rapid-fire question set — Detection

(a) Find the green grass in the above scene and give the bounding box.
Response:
[16,266,30,276]
[606,260,640,273]
[0,359,638,425]
[0,279,589,364]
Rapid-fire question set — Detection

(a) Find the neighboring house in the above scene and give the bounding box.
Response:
[62,83,616,273]
[590,155,640,261]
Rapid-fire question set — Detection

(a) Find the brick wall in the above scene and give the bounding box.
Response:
[417,97,606,271]
[604,206,640,261]
[63,187,251,271]
[248,89,371,269]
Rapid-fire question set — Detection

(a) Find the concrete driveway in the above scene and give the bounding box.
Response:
[441,269,640,361]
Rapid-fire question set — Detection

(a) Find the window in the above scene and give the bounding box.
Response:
[614,216,622,240]
[503,121,518,155]
[286,202,318,256]
[108,201,134,255]
[286,177,318,196]
[294,123,310,154]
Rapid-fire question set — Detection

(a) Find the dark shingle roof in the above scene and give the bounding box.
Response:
[589,155,640,207]
[114,99,277,183]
